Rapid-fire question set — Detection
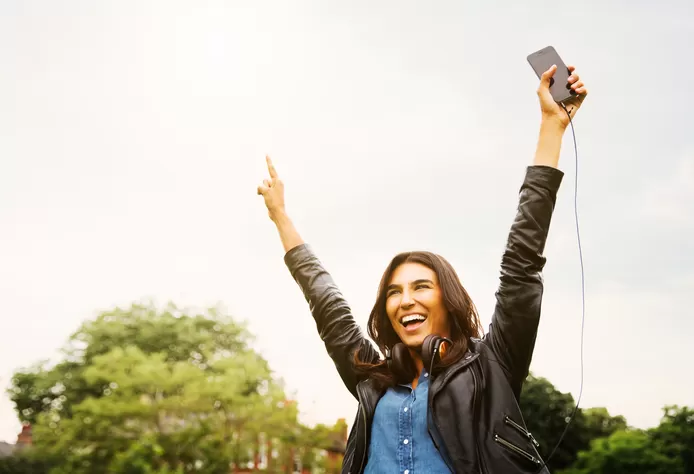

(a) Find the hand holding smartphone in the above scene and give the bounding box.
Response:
[527,46,574,104]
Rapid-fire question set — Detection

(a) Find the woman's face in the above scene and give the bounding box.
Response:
[385,262,451,349]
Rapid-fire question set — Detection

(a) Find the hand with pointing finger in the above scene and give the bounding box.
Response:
[257,155,304,252]
[257,155,286,222]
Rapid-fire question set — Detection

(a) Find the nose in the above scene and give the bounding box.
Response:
[400,289,415,309]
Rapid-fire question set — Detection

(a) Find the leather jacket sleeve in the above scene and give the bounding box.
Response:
[284,244,380,399]
[483,165,564,400]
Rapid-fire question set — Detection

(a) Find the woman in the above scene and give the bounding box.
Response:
[257,64,587,473]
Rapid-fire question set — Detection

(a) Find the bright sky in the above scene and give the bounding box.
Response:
[1,0,692,443]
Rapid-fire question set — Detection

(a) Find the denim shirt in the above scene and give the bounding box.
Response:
[363,370,451,474]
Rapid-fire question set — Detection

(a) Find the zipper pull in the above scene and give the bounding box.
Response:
[504,416,540,447]
[528,433,540,448]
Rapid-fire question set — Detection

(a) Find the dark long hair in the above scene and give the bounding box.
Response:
[353,250,483,388]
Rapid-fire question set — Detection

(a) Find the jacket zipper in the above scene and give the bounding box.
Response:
[429,353,481,473]
[427,367,456,473]
[494,434,542,465]
[470,363,489,474]
[504,416,540,448]
[355,384,368,474]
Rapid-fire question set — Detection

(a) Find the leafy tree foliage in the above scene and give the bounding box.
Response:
[0,448,57,474]
[519,373,627,472]
[6,302,339,474]
[5,303,689,474]
[560,405,694,474]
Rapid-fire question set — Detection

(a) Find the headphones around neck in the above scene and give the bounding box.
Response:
[385,334,453,384]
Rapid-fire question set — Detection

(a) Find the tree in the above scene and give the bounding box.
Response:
[581,407,627,442]
[0,448,57,474]
[650,405,694,473]
[519,373,627,472]
[559,429,679,474]
[559,405,694,474]
[7,302,299,474]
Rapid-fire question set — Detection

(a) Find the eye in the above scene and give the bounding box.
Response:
[387,289,400,298]
[415,283,430,290]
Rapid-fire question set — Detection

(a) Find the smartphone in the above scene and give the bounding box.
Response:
[527,46,573,103]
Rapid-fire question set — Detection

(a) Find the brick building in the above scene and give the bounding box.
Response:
[0,423,33,459]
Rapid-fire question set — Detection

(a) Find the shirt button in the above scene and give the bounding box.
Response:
[403,407,408,412]
[403,439,409,444]
[404,470,410,474]
[424,372,429,377]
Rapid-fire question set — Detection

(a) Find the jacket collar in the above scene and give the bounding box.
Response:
[357,344,481,400]
[431,348,480,394]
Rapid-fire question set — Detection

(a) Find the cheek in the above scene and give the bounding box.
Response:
[426,294,448,320]
[385,298,399,323]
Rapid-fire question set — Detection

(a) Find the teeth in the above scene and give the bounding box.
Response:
[401,314,426,325]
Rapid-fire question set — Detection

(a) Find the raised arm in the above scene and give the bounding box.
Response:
[483,64,588,399]
[257,156,378,399]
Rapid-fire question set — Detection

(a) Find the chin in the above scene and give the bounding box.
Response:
[400,332,428,349]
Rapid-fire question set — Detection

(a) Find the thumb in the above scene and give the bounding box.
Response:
[257,184,269,196]
[539,64,557,90]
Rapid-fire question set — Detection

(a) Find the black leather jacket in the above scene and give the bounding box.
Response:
[284,166,563,473]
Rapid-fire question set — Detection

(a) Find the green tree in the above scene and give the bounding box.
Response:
[581,407,627,441]
[650,405,694,473]
[0,447,57,474]
[519,373,627,471]
[560,405,694,474]
[560,429,679,474]
[7,302,298,474]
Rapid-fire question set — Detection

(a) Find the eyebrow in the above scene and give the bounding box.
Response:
[386,279,434,291]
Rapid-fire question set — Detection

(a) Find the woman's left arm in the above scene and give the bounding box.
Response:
[483,64,588,399]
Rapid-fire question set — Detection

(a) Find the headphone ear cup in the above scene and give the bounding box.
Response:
[391,343,417,384]
[422,335,453,372]
[421,334,439,371]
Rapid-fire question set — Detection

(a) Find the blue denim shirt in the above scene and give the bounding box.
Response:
[363,370,451,474]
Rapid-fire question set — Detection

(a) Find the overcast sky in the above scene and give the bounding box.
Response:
[1,0,692,443]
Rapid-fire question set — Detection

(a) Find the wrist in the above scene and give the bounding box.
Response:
[533,120,565,168]
[270,209,289,225]
[540,115,567,134]
[270,209,304,253]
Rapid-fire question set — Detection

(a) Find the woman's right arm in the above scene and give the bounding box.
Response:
[257,156,378,399]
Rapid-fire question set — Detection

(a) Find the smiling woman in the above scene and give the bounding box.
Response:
[256,64,587,474]
[353,251,482,391]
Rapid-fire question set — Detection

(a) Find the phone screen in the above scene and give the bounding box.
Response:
[527,46,572,103]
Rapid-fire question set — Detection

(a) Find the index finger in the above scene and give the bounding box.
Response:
[266,155,278,178]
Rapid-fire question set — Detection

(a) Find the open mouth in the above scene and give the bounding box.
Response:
[400,313,427,332]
